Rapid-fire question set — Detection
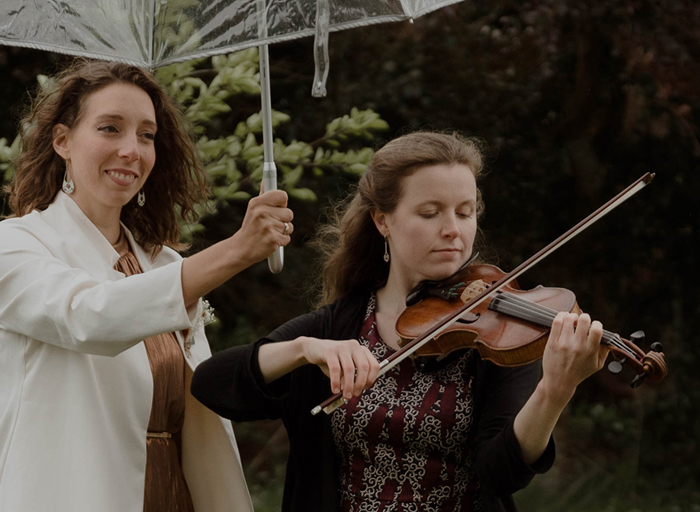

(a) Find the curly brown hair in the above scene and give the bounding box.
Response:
[6,59,208,254]
[313,131,487,306]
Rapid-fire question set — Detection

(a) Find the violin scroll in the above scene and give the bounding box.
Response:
[606,330,668,388]
[633,341,668,388]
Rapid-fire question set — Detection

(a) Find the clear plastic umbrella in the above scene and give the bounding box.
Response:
[1,0,465,271]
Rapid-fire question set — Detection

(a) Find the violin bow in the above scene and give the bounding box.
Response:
[312,172,655,415]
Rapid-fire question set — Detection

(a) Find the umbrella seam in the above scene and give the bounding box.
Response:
[155,13,437,68]
[0,38,148,67]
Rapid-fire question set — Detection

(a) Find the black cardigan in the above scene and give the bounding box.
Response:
[191,292,555,512]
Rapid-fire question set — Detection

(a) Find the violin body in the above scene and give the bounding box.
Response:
[396,264,579,364]
[396,264,667,384]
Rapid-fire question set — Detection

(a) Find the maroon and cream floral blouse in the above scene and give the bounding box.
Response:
[331,294,484,512]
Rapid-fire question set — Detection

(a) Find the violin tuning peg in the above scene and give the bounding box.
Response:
[650,342,663,353]
[630,330,645,344]
[630,372,647,389]
[608,359,624,375]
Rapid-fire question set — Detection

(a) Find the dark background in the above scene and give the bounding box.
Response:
[1,0,698,509]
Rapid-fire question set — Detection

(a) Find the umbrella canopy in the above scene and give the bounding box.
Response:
[1,0,465,272]
[1,0,463,71]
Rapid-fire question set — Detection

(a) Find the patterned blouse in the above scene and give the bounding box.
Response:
[331,294,483,512]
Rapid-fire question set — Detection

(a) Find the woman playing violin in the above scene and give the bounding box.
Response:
[191,131,610,512]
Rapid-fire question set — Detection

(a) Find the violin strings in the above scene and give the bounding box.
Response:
[490,295,631,356]
[488,292,639,360]
[491,293,636,358]
[490,293,631,355]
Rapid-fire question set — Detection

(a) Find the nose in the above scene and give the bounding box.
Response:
[441,213,460,239]
[118,133,140,162]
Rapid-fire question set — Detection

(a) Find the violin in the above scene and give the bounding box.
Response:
[312,172,667,416]
[395,263,668,384]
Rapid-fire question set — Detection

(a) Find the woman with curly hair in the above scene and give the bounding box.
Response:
[0,59,293,512]
[191,131,609,512]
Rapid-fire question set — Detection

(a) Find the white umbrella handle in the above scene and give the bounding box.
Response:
[263,160,284,274]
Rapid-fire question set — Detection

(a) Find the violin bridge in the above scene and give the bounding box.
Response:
[460,280,488,303]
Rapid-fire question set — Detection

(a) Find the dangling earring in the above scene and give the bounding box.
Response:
[62,163,75,195]
[137,189,145,207]
[383,236,390,263]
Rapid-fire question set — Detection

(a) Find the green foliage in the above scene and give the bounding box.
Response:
[0,135,20,183]
[154,0,202,53]
[0,73,55,184]
[151,49,387,235]
[515,398,700,511]
[232,421,289,512]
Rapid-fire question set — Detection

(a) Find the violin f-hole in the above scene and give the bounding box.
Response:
[456,312,480,323]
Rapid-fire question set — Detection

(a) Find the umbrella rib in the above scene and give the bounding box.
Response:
[148,0,156,68]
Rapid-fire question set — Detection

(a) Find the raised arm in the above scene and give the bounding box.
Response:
[513,312,608,464]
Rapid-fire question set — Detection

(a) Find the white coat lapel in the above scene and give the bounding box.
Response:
[42,192,122,279]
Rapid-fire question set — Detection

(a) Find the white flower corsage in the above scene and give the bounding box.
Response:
[184,299,216,354]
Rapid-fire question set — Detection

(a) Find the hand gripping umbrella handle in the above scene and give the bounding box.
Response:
[263,162,284,274]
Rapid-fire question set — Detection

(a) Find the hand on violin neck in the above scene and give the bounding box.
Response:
[513,312,609,465]
[539,312,609,406]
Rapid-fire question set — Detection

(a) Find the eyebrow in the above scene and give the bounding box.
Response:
[417,199,476,208]
[95,114,158,130]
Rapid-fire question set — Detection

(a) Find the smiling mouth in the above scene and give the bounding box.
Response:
[106,170,138,184]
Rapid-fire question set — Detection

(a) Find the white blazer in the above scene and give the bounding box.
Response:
[0,192,254,512]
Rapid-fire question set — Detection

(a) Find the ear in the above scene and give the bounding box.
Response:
[52,124,71,160]
[370,209,389,238]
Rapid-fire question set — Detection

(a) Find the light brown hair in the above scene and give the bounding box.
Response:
[6,59,208,253]
[313,131,486,306]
